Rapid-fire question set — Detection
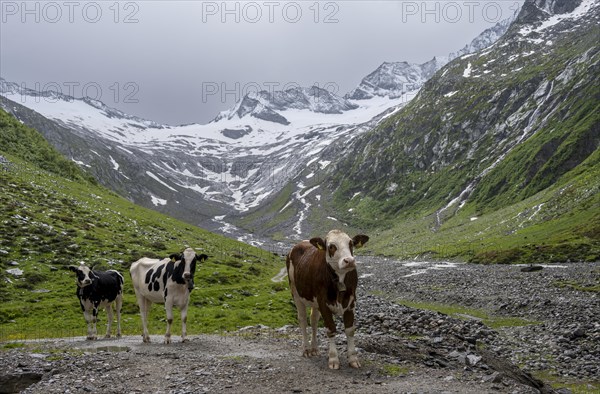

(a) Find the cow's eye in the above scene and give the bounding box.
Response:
[328,244,337,257]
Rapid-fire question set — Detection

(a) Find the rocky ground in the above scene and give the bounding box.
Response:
[357,259,600,381]
[1,259,599,393]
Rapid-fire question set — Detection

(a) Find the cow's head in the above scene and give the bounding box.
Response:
[170,248,208,283]
[310,230,369,274]
[69,262,95,288]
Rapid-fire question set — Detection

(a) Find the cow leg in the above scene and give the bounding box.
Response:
[83,309,95,340]
[91,307,99,340]
[115,294,123,338]
[344,310,360,368]
[105,303,114,338]
[321,310,339,369]
[137,295,151,343]
[180,302,189,343]
[164,298,174,344]
[294,298,311,357]
[309,306,320,356]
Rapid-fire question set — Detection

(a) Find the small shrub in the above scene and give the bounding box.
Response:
[223,260,243,268]
[24,271,48,285]
[469,248,524,264]
[247,265,261,276]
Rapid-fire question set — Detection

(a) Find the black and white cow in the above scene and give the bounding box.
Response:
[130,248,208,343]
[69,262,124,340]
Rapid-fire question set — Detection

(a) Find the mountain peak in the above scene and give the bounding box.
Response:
[345,59,445,100]
[515,0,585,25]
[213,85,358,125]
[346,10,519,101]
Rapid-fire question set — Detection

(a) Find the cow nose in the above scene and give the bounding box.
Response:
[183,272,191,280]
[343,257,356,267]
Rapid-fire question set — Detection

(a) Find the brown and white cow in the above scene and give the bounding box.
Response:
[69,262,124,340]
[286,229,369,369]
[130,248,208,343]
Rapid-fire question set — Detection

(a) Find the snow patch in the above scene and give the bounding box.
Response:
[72,159,91,168]
[318,160,331,169]
[109,155,120,171]
[463,63,473,78]
[150,195,167,206]
[402,261,462,277]
[146,171,177,192]
[117,146,134,155]
[279,200,293,213]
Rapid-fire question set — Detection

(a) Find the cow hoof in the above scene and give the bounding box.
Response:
[143,336,151,343]
[349,360,361,369]
[116,334,122,338]
[86,336,96,341]
[328,359,340,370]
[181,338,189,343]
[164,338,172,344]
[104,335,111,339]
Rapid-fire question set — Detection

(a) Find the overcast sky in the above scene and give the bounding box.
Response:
[1,1,524,125]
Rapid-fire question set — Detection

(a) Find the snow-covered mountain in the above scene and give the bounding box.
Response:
[345,57,447,100]
[0,8,522,241]
[213,86,358,125]
[0,74,412,238]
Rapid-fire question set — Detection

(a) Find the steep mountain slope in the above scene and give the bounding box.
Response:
[315,0,599,261]
[0,108,291,337]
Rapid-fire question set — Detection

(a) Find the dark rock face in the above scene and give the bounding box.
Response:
[517,0,582,25]
[0,372,43,393]
[221,127,253,140]
[250,107,290,125]
[534,0,581,15]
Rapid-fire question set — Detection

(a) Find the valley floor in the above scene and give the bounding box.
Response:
[1,260,598,393]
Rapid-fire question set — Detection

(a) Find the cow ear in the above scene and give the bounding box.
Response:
[68,265,78,272]
[352,235,369,249]
[198,254,208,262]
[169,253,179,261]
[310,237,326,250]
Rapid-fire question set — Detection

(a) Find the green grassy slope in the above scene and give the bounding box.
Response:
[369,150,600,263]
[0,109,294,340]
[319,12,600,263]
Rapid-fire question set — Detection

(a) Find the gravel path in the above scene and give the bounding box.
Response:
[1,259,598,393]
